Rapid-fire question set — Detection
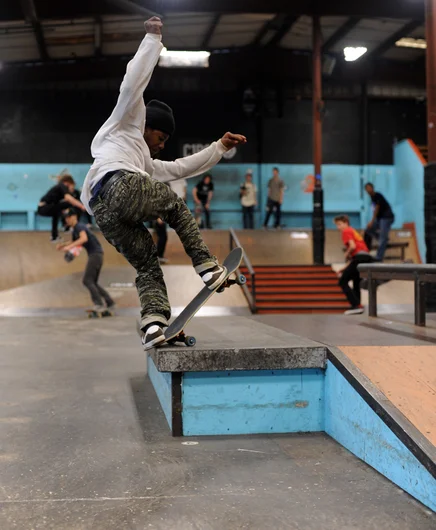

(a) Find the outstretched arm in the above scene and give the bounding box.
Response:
[105,18,164,128]
[152,132,247,183]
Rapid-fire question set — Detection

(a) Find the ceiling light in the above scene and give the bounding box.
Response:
[343,46,367,61]
[159,48,210,68]
[396,37,427,49]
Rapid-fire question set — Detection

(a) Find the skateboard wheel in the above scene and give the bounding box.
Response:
[237,274,246,285]
[217,287,225,293]
[185,336,196,347]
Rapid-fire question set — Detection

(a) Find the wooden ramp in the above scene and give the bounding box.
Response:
[0,228,421,291]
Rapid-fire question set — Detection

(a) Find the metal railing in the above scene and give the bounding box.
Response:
[358,263,436,326]
[229,228,256,313]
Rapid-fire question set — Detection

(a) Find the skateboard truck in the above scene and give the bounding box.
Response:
[217,274,246,293]
[168,332,197,347]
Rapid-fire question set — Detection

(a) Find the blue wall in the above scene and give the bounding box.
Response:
[0,159,423,237]
[325,361,436,512]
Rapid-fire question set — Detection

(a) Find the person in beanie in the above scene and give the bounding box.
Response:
[57,209,115,313]
[80,17,246,350]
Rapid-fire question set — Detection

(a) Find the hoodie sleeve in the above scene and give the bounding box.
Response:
[151,141,227,183]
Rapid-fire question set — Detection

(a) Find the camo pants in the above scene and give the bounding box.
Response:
[91,170,217,329]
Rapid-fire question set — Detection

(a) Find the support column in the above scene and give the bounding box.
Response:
[425,0,436,310]
[312,15,325,265]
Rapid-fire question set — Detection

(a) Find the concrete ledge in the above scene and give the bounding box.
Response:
[149,317,327,372]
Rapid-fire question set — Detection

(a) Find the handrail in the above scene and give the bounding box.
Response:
[358,263,436,326]
[229,227,256,313]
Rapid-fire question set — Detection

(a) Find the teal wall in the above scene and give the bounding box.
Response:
[0,158,423,243]
[393,140,425,262]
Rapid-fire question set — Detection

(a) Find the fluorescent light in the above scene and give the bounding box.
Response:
[159,48,210,68]
[396,37,427,49]
[343,46,367,61]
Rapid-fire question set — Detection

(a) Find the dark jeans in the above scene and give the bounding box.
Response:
[339,253,374,308]
[242,206,255,229]
[200,201,211,229]
[264,199,281,228]
[37,201,70,239]
[155,220,168,258]
[82,252,114,308]
[364,217,394,261]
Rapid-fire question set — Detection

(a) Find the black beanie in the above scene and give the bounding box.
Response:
[146,100,175,136]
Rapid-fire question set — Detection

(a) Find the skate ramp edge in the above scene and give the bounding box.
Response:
[142,317,436,512]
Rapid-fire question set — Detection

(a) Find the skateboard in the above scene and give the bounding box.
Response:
[164,247,246,347]
[86,309,114,319]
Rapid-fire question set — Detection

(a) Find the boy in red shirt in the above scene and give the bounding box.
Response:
[334,215,374,315]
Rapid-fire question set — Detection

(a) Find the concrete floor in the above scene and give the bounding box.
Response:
[0,316,435,529]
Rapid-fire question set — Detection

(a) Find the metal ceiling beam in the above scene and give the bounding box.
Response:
[8,1,425,23]
[366,20,423,59]
[322,17,361,53]
[104,0,161,19]
[141,1,424,20]
[267,15,299,47]
[19,0,48,61]
[202,14,221,49]
[251,14,282,46]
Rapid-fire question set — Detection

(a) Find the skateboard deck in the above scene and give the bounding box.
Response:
[163,247,246,347]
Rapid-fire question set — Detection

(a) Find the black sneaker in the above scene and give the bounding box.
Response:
[200,264,227,291]
[141,324,166,351]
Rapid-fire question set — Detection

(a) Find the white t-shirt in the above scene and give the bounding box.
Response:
[170,179,187,199]
[240,182,257,207]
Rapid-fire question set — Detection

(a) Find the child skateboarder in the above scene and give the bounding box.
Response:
[57,209,115,314]
[334,215,374,315]
[80,17,246,350]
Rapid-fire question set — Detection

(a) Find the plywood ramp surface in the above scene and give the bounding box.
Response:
[339,345,436,447]
[0,228,420,291]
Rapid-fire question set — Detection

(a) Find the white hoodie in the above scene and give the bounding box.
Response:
[81,33,227,213]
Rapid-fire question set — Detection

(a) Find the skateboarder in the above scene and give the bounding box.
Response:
[38,174,86,241]
[80,16,246,350]
[334,215,374,315]
[57,209,115,313]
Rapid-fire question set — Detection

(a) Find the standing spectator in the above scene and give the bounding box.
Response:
[240,169,257,229]
[152,179,188,265]
[263,167,284,229]
[37,175,86,241]
[193,174,214,229]
[363,183,395,261]
[334,214,374,315]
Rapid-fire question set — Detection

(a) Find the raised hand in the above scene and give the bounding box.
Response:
[144,16,163,35]
[220,132,247,150]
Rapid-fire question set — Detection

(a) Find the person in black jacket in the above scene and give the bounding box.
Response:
[37,175,86,241]
[363,183,395,261]
[193,174,214,229]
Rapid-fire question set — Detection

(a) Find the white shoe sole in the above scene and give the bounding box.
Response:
[142,334,166,351]
[344,308,364,315]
